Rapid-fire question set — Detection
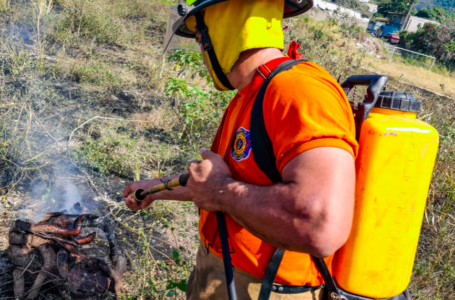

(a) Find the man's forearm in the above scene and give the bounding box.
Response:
[217,179,323,255]
[184,148,354,257]
[153,187,191,201]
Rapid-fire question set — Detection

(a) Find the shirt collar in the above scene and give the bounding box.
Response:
[237,56,293,100]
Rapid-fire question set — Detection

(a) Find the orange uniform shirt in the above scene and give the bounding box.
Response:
[200,57,359,286]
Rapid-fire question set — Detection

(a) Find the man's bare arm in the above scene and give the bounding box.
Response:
[187,147,355,258]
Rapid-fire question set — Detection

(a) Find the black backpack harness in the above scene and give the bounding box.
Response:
[250,59,343,300]
[215,59,411,300]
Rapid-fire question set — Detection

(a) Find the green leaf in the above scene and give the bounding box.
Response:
[173,250,179,259]
[166,290,178,296]
[176,280,187,292]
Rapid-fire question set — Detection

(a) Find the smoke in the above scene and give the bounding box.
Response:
[28,164,85,221]
[56,177,83,213]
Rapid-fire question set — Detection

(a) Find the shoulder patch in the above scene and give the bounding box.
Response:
[231,127,252,162]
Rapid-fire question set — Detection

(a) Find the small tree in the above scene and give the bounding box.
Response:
[400,22,455,70]
[415,7,455,23]
[375,0,418,18]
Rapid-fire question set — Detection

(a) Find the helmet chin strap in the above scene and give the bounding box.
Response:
[194,12,235,91]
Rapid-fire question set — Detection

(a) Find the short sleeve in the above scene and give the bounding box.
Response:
[263,62,359,173]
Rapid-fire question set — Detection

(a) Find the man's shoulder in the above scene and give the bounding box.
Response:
[265,61,346,103]
[274,61,336,82]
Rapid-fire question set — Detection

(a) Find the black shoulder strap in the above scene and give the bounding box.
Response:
[257,248,285,300]
[194,12,234,90]
[312,256,342,299]
[251,59,342,300]
[250,59,305,184]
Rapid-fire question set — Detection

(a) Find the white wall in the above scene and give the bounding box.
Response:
[366,3,378,14]
[312,0,370,24]
[405,16,440,32]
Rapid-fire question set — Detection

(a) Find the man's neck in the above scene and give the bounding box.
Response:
[226,48,284,91]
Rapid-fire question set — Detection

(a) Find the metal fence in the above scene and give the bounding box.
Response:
[388,46,436,71]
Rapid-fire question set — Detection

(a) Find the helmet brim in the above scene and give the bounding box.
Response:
[163,5,191,52]
[163,0,314,52]
[284,0,314,18]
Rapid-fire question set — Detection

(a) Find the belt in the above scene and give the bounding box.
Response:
[271,284,324,294]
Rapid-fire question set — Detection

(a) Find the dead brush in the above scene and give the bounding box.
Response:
[0,0,10,12]
[364,56,455,98]
[52,0,168,46]
[29,0,53,62]
[3,44,33,77]
[131,108,172,131]
[0,106,62,199]
[286,16,366,81]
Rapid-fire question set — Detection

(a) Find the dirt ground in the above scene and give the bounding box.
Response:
[355,33,386,58]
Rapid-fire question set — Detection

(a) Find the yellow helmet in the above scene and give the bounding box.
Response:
[164,0,313,90]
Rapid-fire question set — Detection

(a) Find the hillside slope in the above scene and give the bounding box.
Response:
[0,1,454,299]
[416,0,455,13]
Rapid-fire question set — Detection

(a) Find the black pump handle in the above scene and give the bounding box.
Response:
[341,75,389,139]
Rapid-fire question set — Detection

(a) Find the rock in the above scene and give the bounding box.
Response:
[90,129,101,140]
[109,95,119,101]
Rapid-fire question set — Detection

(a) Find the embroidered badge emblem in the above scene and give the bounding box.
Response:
[231,127,252,162]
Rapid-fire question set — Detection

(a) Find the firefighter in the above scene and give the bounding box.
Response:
[124,0,358,299]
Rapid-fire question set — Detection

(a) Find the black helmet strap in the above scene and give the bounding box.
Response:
[194,12,235,90]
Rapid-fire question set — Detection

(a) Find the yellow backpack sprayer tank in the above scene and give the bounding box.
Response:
[333,75,439,298]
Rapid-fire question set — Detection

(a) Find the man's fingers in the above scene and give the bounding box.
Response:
[200,147,216,160]
[189,160,201,172]
[125,195,154,211]
[123,185,133,198]
[123,182,140,198]
[139,198,153,209]
[125,196,141,211]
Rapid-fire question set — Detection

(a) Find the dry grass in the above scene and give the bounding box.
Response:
[0,1,197,299]
[364,56,455,98]
[0,0,455,299]
[403,88,455,299]
[131,108,176,131]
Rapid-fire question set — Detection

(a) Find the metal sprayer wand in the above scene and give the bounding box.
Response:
[129,173,191,201]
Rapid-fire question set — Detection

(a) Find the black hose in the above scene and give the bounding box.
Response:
[179,173,191,186]
[216,211,238,300]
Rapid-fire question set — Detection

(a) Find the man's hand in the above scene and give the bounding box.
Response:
[123,179,164,210]
[187,148,233,211]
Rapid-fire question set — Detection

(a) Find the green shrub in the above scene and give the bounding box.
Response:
[168,49,210,82]
[164,75,234,146]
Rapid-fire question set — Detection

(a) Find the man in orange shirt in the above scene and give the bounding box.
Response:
[124,0,358,299]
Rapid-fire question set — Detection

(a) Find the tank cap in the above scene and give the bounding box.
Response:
[374,91,421,113]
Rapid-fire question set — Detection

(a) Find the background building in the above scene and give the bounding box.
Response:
[369,13,440,36]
